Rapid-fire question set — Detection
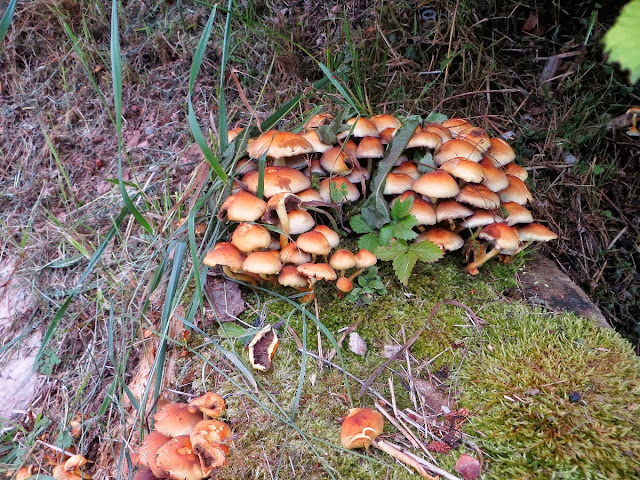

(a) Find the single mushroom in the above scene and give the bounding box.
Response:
[217,190,267,222]
[190,419,232,475]
[138,431,170,468]
[203,243,256,285]
[261,192,303,249]
[154,403,204,438]
[188,392,226,419]
[329,249,357,278]
[154,435,205,480]
[296,262,338,302]
[626,106,640,137]
[348,249,377,283]
[248,325,279,372]
[465,222,520,275]
[296,231,332,263]
[242,251,283,282]
[247,130,314,166]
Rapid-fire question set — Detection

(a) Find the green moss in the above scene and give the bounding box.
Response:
[193,256,640,479]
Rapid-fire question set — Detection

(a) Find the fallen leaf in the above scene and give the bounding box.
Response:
[523,11,545,36]
[204,276,245,325]
[426,441,451,453]
[411,377,450,413]
[348,332,367,356]
[455,453,481,480]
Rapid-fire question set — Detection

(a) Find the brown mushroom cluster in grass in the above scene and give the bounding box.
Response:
[133,392,231,480]
[205,113,557,293]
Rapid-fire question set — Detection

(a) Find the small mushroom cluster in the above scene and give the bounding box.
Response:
[205,112,556,287]
[133,392,231,480]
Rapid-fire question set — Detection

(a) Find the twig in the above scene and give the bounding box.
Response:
[382,440,463,480]
[372,439,438,480]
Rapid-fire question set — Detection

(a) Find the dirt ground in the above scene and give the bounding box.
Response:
[1,0,639,478]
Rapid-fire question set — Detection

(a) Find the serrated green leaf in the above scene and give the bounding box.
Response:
[378,224,394,245]
[415,151,435,172]
[358,232,380,252]
[375,239,408,261]
[329,180,349,204]
[350,214,373,234]
[410,239,444,263]
[604,0,640,83]
[393,215,419,241]
[393,251,418,286]
[391,196,414,221]
[361,115,422,229]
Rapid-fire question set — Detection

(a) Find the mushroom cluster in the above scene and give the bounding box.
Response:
[133,392,231,480]
[205,113,556,290]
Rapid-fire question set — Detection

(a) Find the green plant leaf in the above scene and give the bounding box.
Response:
[315,109,351,145]
[410,239,444,263]
[350,214,373,234]
[392,215,419,241]
[378,224,394,246]
[361,115,422,229]
[375,240,408,261]
[392,251,418,286]
[391,196,414,221]
[424,111,448,123]
[604,0,640,83]
[0,0,17,44]
[358,232,380,252]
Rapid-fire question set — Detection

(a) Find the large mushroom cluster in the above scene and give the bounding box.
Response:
[133,392,231,480]
[205,112,556,293]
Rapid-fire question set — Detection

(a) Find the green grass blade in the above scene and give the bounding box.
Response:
[187,6,228,182]
[290,313,307,419]
[110,0,153,234]
[217,0,234,151]
[0,0,17,44]
[318,62,363,114]
[37,206,129,361]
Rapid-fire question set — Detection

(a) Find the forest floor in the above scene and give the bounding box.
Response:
[1,1,639,479]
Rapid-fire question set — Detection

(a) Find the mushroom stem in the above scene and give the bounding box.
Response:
[276,202,291,250]
[301,280,317,303]
[371,439,437,480]
[348,268,366,282]
[464,247,501,275]
[222,266,258,285]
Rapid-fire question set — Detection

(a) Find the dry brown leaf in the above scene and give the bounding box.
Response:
[204,276,245,325]
[455,453,481,480]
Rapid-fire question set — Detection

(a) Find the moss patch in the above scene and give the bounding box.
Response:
[196,257,640,479]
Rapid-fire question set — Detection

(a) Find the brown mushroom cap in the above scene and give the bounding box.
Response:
[231,223,272,252]
[354,249,377,269]
[301,129,333,153]
[441,118,471,136]
[440,157,484,183]
[407,197,437,226]
[319,177,360,203]
[356,136,385,158]
[340,408,384,450]
[457,127,492,153]
[457,184,501,209]
[155,435,205,480]
[498,175,533,205]
[371,114,402,132]
[218,191,267,222]
[412,170,460,199]
[423,123,452,142]
[313,225,341,249]
[479,157,510,192]
[504,162,528,181]
[406,131,442,150]
[286,209,316,235]
[416,228,464,251]
[247,130,314,159]
[297,188,323,203]
[338,117,380,139]
[460,210,504,229]
[203,244,246,273]
[329,249,357,271]
[435,200,474,222]
[501,202,534,226]
[261,192,302,226]
[517,223,558,242]
[227,127,243,143]
[304,113,334,131]
[320,146,355,175]
[190,419,232,451]
[243,167,311,198]
[243,251,283,275]
[383,173,415,195]
[391,161,420,180]
[479,223,520,252]
[434,139,483,165]
[248,325,279,372]
[154,403,203,438]
[347,166,371,184]
[296,231,332,256]
[139,431,170,468]
[486,137,516,166]
[188,392,226,419]
[296,263,337,281]
[280,242,312,265]
[278,264,310,288]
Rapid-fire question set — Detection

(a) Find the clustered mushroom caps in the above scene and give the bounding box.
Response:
[133,392,231,480]
[205,113,557,294]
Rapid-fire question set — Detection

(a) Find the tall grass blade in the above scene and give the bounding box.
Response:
[37,206,129,361]
[318,62,363,114]
[0,0,17,44]
[217,0,234,151]
[290,313,307,419]
[187,6,228,183]
[110,0,153,234]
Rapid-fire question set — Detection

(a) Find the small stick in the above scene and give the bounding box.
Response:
[372,439,437,480]
[383,439,463,480]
